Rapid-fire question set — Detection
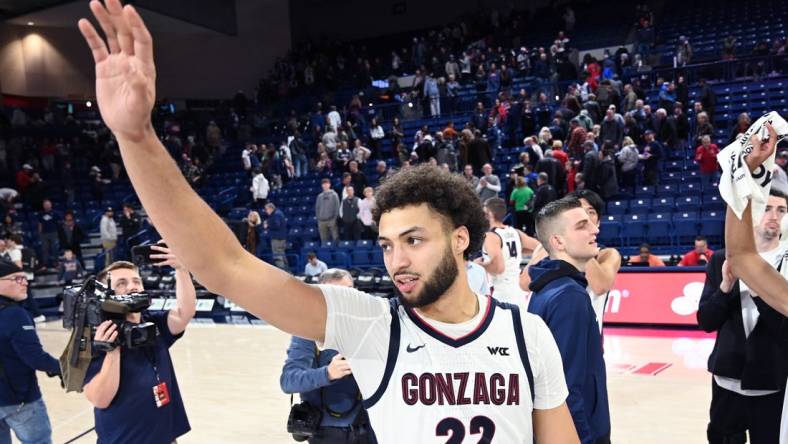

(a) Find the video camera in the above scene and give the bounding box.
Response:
[62,276,157,353]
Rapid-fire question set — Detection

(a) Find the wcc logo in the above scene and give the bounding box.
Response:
[487,346,510,356]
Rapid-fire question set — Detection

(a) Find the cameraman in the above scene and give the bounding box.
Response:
[0,259,60,443]
[83,244,195,444]
[280,269,374,444]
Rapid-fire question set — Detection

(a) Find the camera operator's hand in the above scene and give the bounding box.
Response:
[327,354,352,381]
[95,320,120,356]
[150,242,185,271]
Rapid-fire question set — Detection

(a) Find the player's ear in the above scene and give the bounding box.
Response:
[454,226,470,256]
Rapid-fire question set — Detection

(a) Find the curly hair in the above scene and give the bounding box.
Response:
[372,164,488,259]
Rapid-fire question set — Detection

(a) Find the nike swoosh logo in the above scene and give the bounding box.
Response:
[406,344,425,353]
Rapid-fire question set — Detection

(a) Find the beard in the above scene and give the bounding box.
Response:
[395,244,458,309]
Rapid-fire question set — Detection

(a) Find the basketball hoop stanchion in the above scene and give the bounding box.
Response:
[63,427,96,444]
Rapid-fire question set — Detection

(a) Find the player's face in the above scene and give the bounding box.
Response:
[578,198,600,226]
[556,207,599,260]
[757,195,788,240]
[378,204,462,308]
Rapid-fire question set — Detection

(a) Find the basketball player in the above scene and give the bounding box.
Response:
[77,2,579,442]
[478,197,539,304]
[527,197,611,444]
[521,190,621,333]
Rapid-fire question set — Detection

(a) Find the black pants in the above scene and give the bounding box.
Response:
[308,426,373,444]
[514,210,534,235]
[707,379,784,444]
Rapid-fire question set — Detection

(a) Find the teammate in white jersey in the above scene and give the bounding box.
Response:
[478,198,539,304]
[521,190,621,333]
[75,3,579,442]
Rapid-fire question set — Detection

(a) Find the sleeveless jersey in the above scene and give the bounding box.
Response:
[486,226,525,304]
[362,296,537,443]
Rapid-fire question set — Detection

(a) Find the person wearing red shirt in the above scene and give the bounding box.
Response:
[695,135,720,185]
[679,235,714,266]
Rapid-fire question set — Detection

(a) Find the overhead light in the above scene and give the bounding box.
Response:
[86,100,92,108]
[27,21,34,26]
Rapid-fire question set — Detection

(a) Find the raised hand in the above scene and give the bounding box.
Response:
[745,122,778,172]
[78,0,156,143]
[150,241,186,271]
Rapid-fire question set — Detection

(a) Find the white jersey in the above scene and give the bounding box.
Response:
[319,286,568,444]
[486,226,525,303]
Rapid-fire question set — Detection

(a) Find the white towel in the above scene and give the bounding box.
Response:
[717,111,788,222]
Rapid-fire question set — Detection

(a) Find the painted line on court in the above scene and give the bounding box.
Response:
[632,362,672,375]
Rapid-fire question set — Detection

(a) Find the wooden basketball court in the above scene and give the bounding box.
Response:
[32,321,712,444]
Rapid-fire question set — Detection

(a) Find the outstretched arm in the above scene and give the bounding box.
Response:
[584,248,621,295]
[726,203,788,316]
[78,0,326,340]
[725,123,788,316]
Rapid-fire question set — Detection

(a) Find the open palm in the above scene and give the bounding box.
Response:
[78,0,156,142]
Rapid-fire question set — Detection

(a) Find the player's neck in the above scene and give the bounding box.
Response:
[756,234,779,253]
[490,221,506,229]
[416,280,479,324]
[553,252,588,272]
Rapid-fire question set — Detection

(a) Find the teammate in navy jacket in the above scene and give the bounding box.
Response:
[0,259,60,444]
[527,197,611,444]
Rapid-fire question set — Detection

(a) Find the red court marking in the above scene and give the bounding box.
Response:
[611,363,637,373]
[606,327,716,339]
[632,362,672,375]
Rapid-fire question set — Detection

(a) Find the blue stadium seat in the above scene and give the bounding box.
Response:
[622,220,647,246]
[635,186,656,198]
[652,197,675,212]
[676,196,702,212]
[629,199,651,214]
[701,219,724,245]
[679,183,703,195]
[647,212,671,222]
[355,240,373,250]
[598,221,621,246]
[673,212,701,245]
[648,220,673,246]
[657,184,678,196]
[602,214,622,223]
[607,200,628,215]
[352,250,372,267]
[701,210,724,221]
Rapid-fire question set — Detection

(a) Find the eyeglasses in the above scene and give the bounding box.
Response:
[0,276,28,285]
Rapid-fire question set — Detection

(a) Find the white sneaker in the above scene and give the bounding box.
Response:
[33,315,46,324]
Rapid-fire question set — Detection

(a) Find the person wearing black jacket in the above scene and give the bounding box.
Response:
[0,260,60,443]
[58,211,86,265]
[697,191,788,444]
[532,172,558,216]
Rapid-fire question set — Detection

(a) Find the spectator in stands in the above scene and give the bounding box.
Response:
[678,236,713,267]
[327,106,341,132]
[358,187,377,240]
[368,118,385,159]
[629,243,666,267]
[654,108,678,151]
[617,136,640,193]
[773,151,788,195]
[0,259,60,444]
[251,168,270,210]
[315,179,340,243]
[510,176,535,235]
[289,131,308,178]
[600,109,624,150]
[2,236,22,269]
[100,207,118,264]
[695,135,720,185]
[640,130,664,186]
[304,252,328,277]
[476,163,501,203]
[728,113,751,144]
[532,172,558,216]
[322,126,338,155]
[567,119,588,158]
[461,164,480,189]
[722,35,737,60]
[424,71,441,117]
[38,199,60,270]
[694,111,715,146]
[351,141,371,165]
[57,211,84,267]
[57,249,84,284]
[698,79,716,120]
[340,186,362,242]
[119,203,142,244]
[673,105,690,152]
[243,211,262,256]
[263,203,288,269]
[241,144,255,172]
[597,147,619,201]
[334,142,351,173]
